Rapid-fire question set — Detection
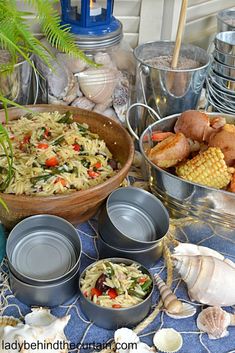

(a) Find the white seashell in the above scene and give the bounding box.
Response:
[114,328,139,353]
[48,95,68,105]
[93,99,112,113]
[174,243,235,269]
[76,68,118,104]
[56,52,89,73]
[71,97,95,110]
[94,52,116,69]
[63,81,80,104]
[129,342,156,353]
[197,306,232,339]
[153,328,183,353]
[154,274,183,314]
[174,243,225,261]
[0,308,70,353]
[174,255,235,306]
[166,302,196,319]
[102,108,119,122]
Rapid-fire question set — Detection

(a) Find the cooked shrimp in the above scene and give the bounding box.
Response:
[148,132,190,168]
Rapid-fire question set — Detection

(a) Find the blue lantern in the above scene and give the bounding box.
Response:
[60,0,121,37]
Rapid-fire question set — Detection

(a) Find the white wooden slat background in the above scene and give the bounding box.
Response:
[17,0,235,49]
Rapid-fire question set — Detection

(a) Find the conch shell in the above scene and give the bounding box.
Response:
[154,274,196,319]
[174,254,235,306]
[76,68,118,104]
[197,306,235,339]
[0,308,70,352]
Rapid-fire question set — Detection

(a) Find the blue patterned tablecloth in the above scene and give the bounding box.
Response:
[1,217,235,353]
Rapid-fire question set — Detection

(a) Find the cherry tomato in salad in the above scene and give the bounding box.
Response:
[54,177,67,187]
[88,170,100,178]
[94,162,102,169]
[107,288,118,299]
[37,143,49,149]
[138,277,147,284]
[112,304,122,308]
[91,288,102,297]
[45,156,59,168]
[73,143,81,152]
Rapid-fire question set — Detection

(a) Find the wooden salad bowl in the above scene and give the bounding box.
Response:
[0,105,135,230]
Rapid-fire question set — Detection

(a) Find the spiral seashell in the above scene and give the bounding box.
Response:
[174,255,235,306]
[153,328,183,353]
[0,316,21,328]
[197,306,232,339]
[76,68,118,104]
[154,274,183,314]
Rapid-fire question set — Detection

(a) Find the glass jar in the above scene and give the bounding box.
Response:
[36,25,135,124]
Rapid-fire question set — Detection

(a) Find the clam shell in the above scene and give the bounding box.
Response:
[166,302,196,319]
[0,316,21,327]
[197,306,231,339]
[153,328,183,353]
[76,68,118,104]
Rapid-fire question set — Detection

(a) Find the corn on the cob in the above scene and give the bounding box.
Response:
[176,147,234,189]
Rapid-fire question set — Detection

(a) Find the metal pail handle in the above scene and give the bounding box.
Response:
[126,103,161,141]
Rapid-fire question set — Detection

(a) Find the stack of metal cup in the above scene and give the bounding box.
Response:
[207,31,235,113]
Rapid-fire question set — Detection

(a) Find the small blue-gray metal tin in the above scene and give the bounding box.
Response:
[9,264,80,307]
[98,186,169,250]
[97,232,163,267]
[7,214,82,285]
[79,258,154,329]
[6,214,82,307]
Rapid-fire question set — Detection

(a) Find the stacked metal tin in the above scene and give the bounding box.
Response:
[207,31,235,114]
[6,215,82,307]
[97,187,169,267]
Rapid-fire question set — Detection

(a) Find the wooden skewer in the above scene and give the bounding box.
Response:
[171,0,188,69]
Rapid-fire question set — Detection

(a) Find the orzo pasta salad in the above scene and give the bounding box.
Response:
[0,111,119,196]
[80,260,153,308]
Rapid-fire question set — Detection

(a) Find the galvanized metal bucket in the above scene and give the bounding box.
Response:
[133,41,210,136]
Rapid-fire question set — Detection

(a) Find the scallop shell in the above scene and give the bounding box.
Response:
[166,302,196,319]
[197,307,231,339]
[71,97,95,110]
[153,328,183,353]
[0,316,21,327]
[76,68,118,104]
